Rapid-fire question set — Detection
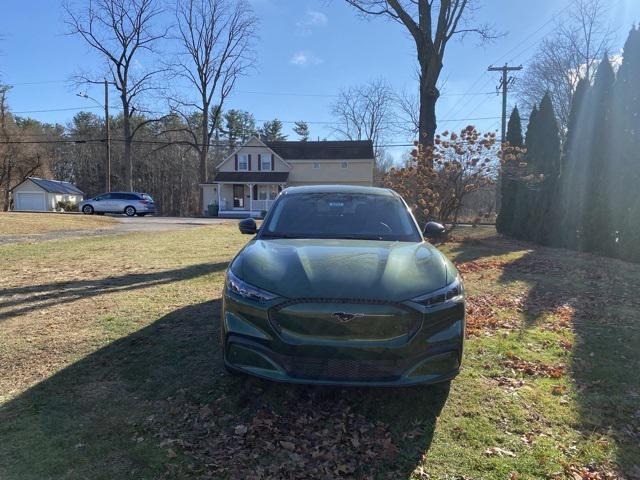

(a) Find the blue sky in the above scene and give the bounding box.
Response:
[1,0,639,159]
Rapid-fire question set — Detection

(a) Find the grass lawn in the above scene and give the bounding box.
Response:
[0,212,116,235]
[0,220,638,479]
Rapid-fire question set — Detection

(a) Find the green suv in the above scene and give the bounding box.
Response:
[221,185,464,386]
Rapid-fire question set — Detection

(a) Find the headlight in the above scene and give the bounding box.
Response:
[411,276,464,307]
[225,270,278,303]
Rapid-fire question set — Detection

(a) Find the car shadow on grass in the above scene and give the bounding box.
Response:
[1,298,450,479]
[498,246,640,476]
[0,261,229,321]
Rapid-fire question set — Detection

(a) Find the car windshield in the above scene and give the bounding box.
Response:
[261,192,422,242]
[142,194,153,202]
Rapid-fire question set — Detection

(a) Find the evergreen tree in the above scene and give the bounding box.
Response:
[224,110,257,148]
[611,27,640,261]
[558,78,590,249]
[510,105,539,240]
[506,107,524,147]
[496,107,523,235]
[293,121,310,141]
[530,93,561,245]
[259,119,287,141]
[582,55,616,254]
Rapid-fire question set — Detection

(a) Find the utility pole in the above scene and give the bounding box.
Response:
[78,80,114,192]
[488,63,522,215]
[104,79,111,192]
[488,64,523,142]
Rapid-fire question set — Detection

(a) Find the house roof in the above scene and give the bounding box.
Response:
[211,172,290,183]
[23,177,84,195]
[265,140,374,160]
[282,185,396,196]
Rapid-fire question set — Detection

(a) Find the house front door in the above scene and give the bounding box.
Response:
[233,184,245,208]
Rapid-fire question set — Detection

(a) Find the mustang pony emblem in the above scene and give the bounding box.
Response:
[331,312,365,322]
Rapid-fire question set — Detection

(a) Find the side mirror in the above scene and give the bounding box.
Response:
[423,221,446,240]
[239,218,257,235]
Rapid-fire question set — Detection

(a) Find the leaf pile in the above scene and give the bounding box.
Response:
[457,258,507,275]
[465,293,523,336]
[561,464,622,480]
[501,352,565,378]
[158,393,400,479]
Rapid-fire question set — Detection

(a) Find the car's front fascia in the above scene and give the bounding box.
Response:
[221,240,465,387]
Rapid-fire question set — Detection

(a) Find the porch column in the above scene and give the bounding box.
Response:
[248,183,254,214]
[216,183,221,210]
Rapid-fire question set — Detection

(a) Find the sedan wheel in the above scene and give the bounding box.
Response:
[124,206,136,217]
[82,205,94,215]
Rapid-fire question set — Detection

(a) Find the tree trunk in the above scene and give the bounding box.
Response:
[3,166,11,212]
[199,106,209,216]
[418,50,442,154]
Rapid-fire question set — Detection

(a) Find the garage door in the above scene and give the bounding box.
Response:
[16,192,46,211]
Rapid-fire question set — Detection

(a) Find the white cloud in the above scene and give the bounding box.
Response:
[289,51,323,67]
[295,10,328,36]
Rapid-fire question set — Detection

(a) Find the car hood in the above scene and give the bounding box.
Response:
[231,238,455,302]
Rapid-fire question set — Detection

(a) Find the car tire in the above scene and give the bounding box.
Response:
[124,206,136,217]
[82,205,94,215]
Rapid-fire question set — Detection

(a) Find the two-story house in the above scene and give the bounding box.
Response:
[201,136,374,217]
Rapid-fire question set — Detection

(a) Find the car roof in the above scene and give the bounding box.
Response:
[281,184,397,197]
[104,192,146,195]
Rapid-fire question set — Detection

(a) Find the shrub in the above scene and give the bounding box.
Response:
[56,200,79,212]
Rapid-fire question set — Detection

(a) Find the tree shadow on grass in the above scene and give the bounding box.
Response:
[498,247,640,476]
[0,261,229,321]
[447,233,530,265]
[0,298,450,479]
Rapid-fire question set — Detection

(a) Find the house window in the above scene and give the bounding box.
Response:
[261,154,272,170]
[313,162,320,169]
[341,161,348,169]
[258,185,278,200]
[238,154,249,171]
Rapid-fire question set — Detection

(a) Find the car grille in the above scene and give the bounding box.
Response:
[277,355,403,381]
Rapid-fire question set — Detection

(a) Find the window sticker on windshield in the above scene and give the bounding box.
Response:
[329,202,344,207]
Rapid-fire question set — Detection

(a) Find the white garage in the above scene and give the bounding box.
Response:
[12,177,84,212]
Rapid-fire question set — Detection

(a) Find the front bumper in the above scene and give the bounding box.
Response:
[221,293,465,387]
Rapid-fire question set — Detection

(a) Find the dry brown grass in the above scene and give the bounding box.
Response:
[0,212,116,235]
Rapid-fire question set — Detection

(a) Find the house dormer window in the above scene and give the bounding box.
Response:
[313,162,320,169]
[341,161,348,169]
[238,154,249,171]
[261,154,272,170]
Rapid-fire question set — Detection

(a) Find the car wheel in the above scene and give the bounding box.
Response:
[124,206,136,217]
[82,205,94,215]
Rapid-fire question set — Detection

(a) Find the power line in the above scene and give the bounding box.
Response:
[12,106,107,114]
[442,1,573,122]
[0,136,499,148]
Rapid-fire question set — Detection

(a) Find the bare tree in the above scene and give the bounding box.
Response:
[394,88,420,137]
[331,79,396,185]
[64,0,168,191]
[331,78,394,153]
[172,0,257,211]
[344,0,496,150]
[0,87,47,210]
[518,0,611,132]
